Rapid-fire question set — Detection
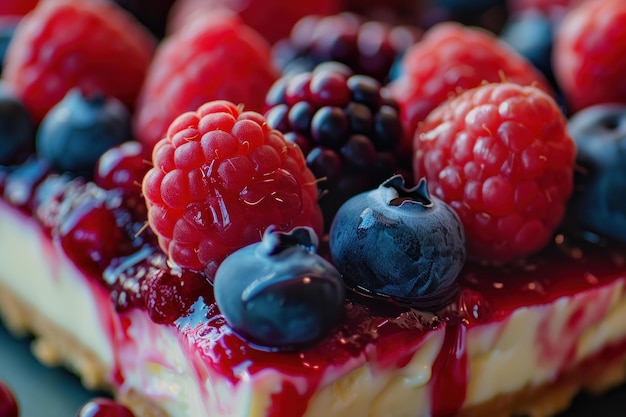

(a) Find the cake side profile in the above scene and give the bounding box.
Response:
[1,0,626,416]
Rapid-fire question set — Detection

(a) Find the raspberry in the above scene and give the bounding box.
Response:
[390,22,552,154]
[0,0,38,17]
[273,12,421,83]
[2,0,155,123]
[413,82,576,263]
[553,0,626,113]
[142,100,323,278]
[167,0,340,44]
[264,62,406,226]
[134,11,279,151]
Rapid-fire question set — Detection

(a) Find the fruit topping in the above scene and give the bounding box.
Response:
[142,100,323,278]
[134,11,279,150]
[390,22,553,153]
[55,183,128,277]
[76,397,135,417]
[265,62,406,226]
[566,104,626,243]
[36,89,132,177]
[272,12,421,83]
[553,0,626,113]
[329,175,465,305]
[2,0,155,123]
[414,82,576,263]
[0,82,35,166]
[214,226,344,350]
[3,157,51,209]
[0,0,38,17]
[0,380,18,417]
[95,141,149,204]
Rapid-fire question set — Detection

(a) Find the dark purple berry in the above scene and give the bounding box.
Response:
[36,89,132,177]
[274,12,420,83]
[311,106,349,147]
[288,101,315,133]
[0,381,18,417]
[329,175,466,304]
[76,397,135,417]
[214,227,344,350]
[265,63,408,226]
[566,104,626,243]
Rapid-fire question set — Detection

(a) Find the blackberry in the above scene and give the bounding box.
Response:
[265,62,407,227]
[272,12,420,83]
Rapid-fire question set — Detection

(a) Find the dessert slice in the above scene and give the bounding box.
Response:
[2,159,626,417]
[1,1,626,416]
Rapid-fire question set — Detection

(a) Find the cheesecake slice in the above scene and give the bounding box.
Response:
[1,159,626,417]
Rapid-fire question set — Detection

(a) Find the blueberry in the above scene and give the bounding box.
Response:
[329,175,466,304]
[36,88,131,177]
[0,82,36,166]
[214,227,345,350]
[566,104,626,243]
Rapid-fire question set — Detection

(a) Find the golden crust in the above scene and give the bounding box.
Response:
[0,282,167,417]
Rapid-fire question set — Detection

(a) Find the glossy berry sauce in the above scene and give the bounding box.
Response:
[2,161,626,417]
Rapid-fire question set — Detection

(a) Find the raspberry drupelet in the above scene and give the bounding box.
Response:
[414,82,576,263]
[142,100,323,278]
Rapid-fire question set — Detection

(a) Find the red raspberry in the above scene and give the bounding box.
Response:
[413,82,575,263]
[0,0,38,17]
[134,11,279,151]
[390,22,552,155]
[2,0,155,123]
[167,0,340,44]
[142,100,323,278]
[553,0,626,113]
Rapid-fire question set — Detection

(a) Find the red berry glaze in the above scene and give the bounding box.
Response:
[414,82,575,263]
[2,0,155,123]
[390,22,552,153]
[142,100,323,277]
[77,398,135,417]
[134,11,279,150]
[0,381,18,417]
[553,0,626,113]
